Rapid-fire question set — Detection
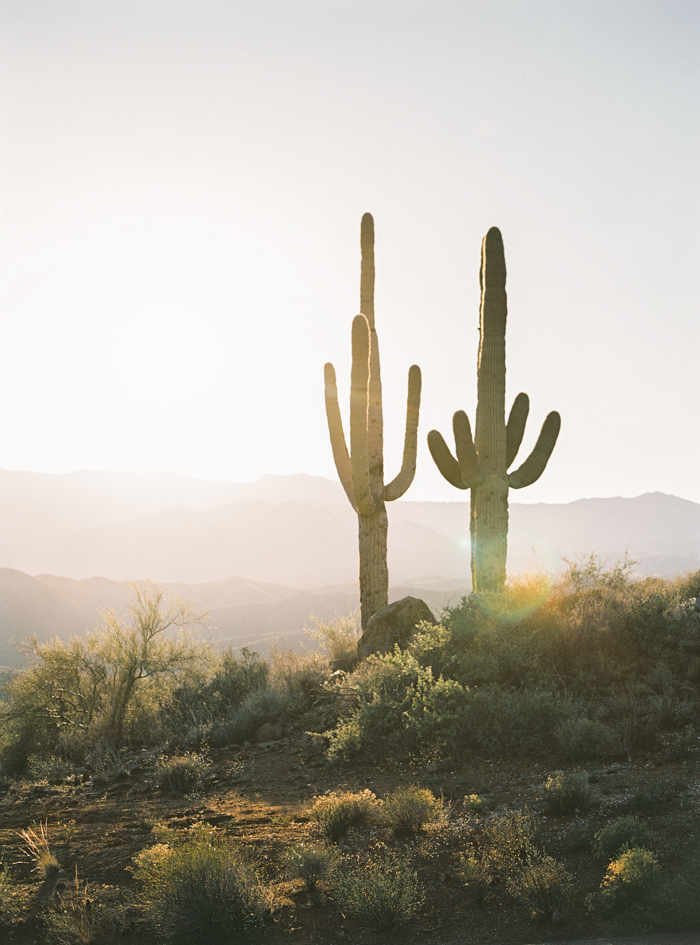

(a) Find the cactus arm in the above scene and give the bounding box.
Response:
[506,393,529,468]
[508,410,561,489]
[350,314,378,516]
[453,410,482,486]
[324,362,355,508]
[427,429,467,488]
[427,410,482,490]
[383,364,422,501]
[360,213,375,325]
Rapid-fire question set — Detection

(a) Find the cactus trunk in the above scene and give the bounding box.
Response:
[325,213,422,629]
[428,227,561,594]
[472,228,509,591]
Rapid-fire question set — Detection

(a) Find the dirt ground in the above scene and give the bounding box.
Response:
[2,710,700,944]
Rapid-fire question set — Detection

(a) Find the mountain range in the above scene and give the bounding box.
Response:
[1,468,699,668]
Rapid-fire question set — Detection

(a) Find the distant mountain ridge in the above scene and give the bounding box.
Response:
[2,469,699,668]
[1,470,699,585]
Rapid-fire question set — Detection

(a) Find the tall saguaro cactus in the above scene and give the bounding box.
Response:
[428,227,561,594]
[324,213,422,629]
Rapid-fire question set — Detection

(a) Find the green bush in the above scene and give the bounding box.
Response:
[592,815,654,861]
[507,853,574,921]
[330,853,425,931]
[645,847,700,931]
[27,754,76,785]
[283,842,338,897]
[310,790,378,842]
[381,785,444,837]
[132,825,274,941]
[542,770,594,815]
[481,809,541,876]
[599,847,661,914]
[464,794,494,815]
[555,716,611,760]
[156,752,211,795]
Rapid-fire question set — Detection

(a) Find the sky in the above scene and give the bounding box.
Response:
[0,0,698,505]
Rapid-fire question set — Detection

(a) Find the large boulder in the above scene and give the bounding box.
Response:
[358,596,437,660]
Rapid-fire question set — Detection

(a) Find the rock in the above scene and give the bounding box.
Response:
[358,596,437,660]
[256,722,283,742]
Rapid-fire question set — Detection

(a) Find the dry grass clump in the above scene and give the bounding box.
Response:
[283,842,338,900]
[309,789,378,842]
[155,752,210,795]
[19,821,60,880]
[507,853,574,922]
[381,785,445,836]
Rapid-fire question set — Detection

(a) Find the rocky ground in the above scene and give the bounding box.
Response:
[2,706,700,944]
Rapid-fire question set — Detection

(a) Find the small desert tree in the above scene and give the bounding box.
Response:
[0,583,209,768]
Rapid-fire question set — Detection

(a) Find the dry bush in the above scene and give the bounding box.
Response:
[381,785,445,836]
[330,853,425,931]
[310,790,378,842]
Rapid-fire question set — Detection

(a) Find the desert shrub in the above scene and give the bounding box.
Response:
[507,852,574,921]
[0,585,209,770]
[481,809,541,876]
[464,794,494,815]
[310,790,378,842]
[43,869,101,945]
[381,785,444,836]
[665,724,697,760]
[20,822,59,880]
[268,648,329,713]
[592,815,654,861]
[598,847,661,914]
[165,647,269,746]
[330,853,425,931]
[542,770,594,815]
[458,854,492,904]
[555,716,611,760]
[156,752,210,795]
[133,825,274,941]
[307,613,360,669]
[283,842,338,897]
[645,846,700,931]
[27,754,76,785]
[326,646,581,762]
[211,687,287,746]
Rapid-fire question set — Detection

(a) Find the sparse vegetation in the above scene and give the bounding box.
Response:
[1,565,700,941]
[330,852,425,931]
[132,823,276,940]
[507,852,574,922]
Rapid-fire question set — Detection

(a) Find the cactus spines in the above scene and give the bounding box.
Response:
[324,213,422,629]
[428,226,561,594]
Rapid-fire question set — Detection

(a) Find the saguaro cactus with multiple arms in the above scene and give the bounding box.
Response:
[428,227,560,594]
[324,213,422,629]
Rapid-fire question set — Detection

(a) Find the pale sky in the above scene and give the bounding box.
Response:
[1,0,698,504]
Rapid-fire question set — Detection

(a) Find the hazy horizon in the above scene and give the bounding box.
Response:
[1,1,698,505]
